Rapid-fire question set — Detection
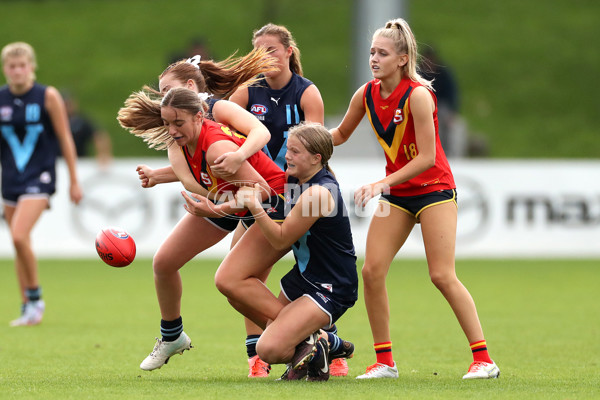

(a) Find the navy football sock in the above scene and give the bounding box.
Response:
[245,335,261,358]
[25,287,42,302]
[161,317,183,342]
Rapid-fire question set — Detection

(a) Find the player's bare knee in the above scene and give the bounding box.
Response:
[256,340,284,365]
[152,253,177,277]
[214,272,234,296]
[361,263,387,285]
[11,233,29,252]
[429,270,456,291]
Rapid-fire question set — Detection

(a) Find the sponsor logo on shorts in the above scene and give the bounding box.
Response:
[316,292,330,303]
[320,283,333,292]
[40,171,52,184]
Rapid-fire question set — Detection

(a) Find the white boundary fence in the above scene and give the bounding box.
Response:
[0,158,598,259]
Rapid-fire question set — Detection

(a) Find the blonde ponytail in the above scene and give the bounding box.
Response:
[374,18,433,90]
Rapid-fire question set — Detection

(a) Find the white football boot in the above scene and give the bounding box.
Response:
[9,300,45,327]
[462,361,500,379]
[356,362,399,379]
[140,331,192,371]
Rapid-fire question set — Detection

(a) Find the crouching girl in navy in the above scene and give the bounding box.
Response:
[229,122,358,381]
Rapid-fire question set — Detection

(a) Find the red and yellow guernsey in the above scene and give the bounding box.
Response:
[182,119,286,198]
[363,78,455,196]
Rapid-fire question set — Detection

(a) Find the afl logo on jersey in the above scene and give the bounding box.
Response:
[1,106,12,121]
[250,104,268,116]
[393,108,403,124]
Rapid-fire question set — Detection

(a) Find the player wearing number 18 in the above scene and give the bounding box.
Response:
[330,18,499,379]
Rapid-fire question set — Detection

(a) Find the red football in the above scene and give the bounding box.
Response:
[95,227,136,267]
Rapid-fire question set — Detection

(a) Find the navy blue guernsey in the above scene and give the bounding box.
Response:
[0,83,58,197]
[205,97,219,120]
[286,168,358,303]
[247,73,313,169]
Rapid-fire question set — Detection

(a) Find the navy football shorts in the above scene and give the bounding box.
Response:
[203,214,243,232]
[2,188,54,208]
[279,268,354,328]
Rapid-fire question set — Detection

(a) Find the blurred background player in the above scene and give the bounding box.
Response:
[418,46,489,158]
[1,42,83,326]
[61,89,113,167]
[418,45,462,158]
[228,23,351,378]
[330,19,499,380]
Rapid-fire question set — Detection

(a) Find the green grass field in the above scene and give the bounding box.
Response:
[1,258,598,399]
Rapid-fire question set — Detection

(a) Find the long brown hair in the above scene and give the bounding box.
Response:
[117,87,205,150]
[118,46,278,150]
[155,46,278,98]
[252,23,303,76]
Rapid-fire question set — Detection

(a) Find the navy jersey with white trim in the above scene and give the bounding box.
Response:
[286,168,358,302]
[0,83,58,196]
[246,73,313,169]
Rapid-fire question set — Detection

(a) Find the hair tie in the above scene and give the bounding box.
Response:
[186,55,201,69]
[197,92,213,102]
